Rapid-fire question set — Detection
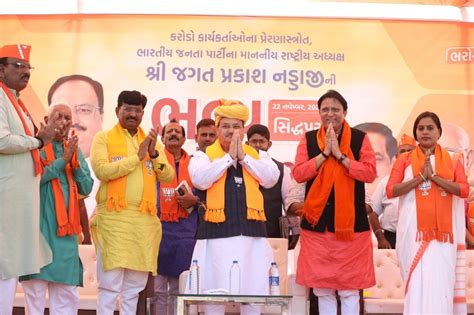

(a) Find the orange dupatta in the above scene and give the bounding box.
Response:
[411,144,454,243]
[203,141,265,223]
[1,83,42,176]
[43,142,82,236]
[105,124,157,214]
[159,149,192,222]
[303,120,356,241]
[468,203,474,236]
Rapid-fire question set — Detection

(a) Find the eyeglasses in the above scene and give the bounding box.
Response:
[219,124,242,131]
[4,62,34,71]
[121,106,144,115]
[320,107,342,114]
[74,104,101,116]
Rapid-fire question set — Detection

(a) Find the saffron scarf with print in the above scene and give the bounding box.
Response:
[411,144,454,243]
[204,141,265,223]
[106,123,157,215]
[159,148,192,222]
[1,82,42,176]
[43,142,82,236]
[303,120,356,241]
[468,202,474,236]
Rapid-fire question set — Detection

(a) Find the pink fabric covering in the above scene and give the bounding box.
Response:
[296,229,375,290]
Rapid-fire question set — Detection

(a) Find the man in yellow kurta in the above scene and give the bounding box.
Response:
[90,90,173,314]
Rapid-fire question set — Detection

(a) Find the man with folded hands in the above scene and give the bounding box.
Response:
[188,99,279,315]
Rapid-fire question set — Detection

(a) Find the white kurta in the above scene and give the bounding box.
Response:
[396,155,467,314]
[187,149,279,297]
[188,235,274,295]
[0,88,52,279]
[371,175,399,232]
[83,157,99,217]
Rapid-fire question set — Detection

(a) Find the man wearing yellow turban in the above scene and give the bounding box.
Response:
[188,99,279,315]
[367,134,416,249]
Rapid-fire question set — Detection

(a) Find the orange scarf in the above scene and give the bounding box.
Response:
[411,145,454,243]
[468,202,474,236]
[43,142,82,236]
[204,141,265,223]
[105,124,157,214]
[159,148,192,222]
[0,83,42,176]
[303,120,356,241]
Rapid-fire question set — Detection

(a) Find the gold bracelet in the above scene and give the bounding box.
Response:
[419,172,427,181]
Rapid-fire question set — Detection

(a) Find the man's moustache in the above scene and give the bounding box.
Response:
[168,136,179,141]
[21,74,30,80]
[71,123,86,131]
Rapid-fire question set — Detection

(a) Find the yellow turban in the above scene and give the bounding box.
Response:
[214,99,249,126]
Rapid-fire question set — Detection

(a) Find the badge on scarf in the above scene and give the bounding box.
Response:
[145,160,153,176]
[162,187,175,202]
[234,176,243,187]
[418,180,431,196]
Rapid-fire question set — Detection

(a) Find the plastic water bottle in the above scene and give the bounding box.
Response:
[229,260,240,294]
[189,259,199,294]
[269,262,280,295]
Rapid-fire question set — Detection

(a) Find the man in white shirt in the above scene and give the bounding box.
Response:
[188,99,279,315]
[195,118,217,152]
[246,124,292,239]
[0,44,58,313]
[367,134,416,248]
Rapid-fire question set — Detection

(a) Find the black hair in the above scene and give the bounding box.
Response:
[162,118,186,138]
[48,74,104,113]
[354,122,398,159]
[317,89,348,111]
[196,118,216,131]
[117,90,147,108]
[247,124,270,141]
[413,111,442,141]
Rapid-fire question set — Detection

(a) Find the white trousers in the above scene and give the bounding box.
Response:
[313,288,359,315]
[0,277,18,314]
[97,247,149,315]
[153,274,179,315]
[22,279,79,315]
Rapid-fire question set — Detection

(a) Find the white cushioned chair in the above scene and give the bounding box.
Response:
[364,248,474,314]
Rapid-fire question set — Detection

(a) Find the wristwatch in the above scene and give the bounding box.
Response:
[338,154,346,163]
[34,136,44,149]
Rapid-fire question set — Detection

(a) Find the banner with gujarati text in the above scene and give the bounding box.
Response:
[1,15,473,194]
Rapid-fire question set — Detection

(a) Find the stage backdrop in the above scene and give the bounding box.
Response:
[1,15,473,167]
